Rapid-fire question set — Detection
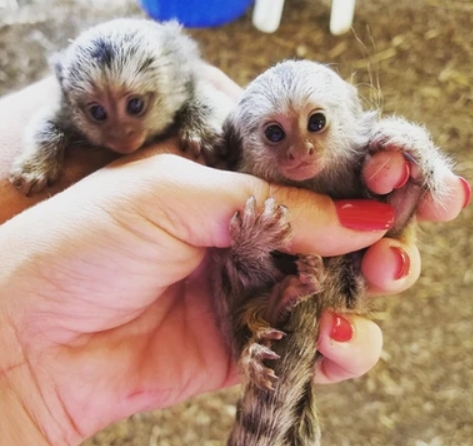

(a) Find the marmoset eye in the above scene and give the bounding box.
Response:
[307,112,327,133]
[87,103,107,122]
[264,124,286,143]
[126,97,146,116]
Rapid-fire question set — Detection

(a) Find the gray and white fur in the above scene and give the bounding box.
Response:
[211,60,454,445]
[10,18,231,195]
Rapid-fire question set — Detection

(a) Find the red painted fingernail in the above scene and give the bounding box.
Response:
[330,314,354,342]
[459,177,471,209]
[391,246,411,280]
[334,200,394,231]
[394,161,410,189]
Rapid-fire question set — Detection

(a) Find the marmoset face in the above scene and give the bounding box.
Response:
[55,18,196,153]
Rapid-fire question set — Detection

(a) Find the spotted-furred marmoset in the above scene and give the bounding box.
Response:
[211,60,454,445]
[10,18,231,195]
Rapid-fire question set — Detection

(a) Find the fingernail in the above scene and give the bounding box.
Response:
[459,177,471,209]
[330,314,354,342]
[391,246,411,280]
[394,161,410,189]
[335,200,394,231]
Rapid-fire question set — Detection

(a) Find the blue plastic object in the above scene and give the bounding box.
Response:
[140,0,254,28]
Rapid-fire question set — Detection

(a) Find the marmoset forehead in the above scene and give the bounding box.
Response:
[63,37,160,95]
[244,62,351,113]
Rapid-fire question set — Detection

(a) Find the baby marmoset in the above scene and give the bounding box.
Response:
[211,60,454,445]
[10,18,231,195]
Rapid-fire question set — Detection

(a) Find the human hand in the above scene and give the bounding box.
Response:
[0,148,467,445]
[0,149,390,444]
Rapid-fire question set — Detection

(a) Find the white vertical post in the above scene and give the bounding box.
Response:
[252,0,286,34]
[330,0,356,35]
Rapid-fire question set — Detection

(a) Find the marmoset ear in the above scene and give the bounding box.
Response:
[221,115,244,170]
[48,51,65,85]
[345,82,364,116]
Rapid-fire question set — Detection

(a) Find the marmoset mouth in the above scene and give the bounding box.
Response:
[106,136,146,154]
[280,161,323,182]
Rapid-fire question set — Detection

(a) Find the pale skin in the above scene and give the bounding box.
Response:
[0,66,468,446]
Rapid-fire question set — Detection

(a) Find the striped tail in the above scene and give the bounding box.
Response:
[227,298,323,446]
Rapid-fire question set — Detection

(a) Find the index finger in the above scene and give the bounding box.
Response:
[102,150,393,257]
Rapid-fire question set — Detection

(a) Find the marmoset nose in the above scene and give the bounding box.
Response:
[288,142,315,161]
[123,126,137,137]
[304,141,315,156]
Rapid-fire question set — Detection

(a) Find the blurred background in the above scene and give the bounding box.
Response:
[1,0,471,445]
